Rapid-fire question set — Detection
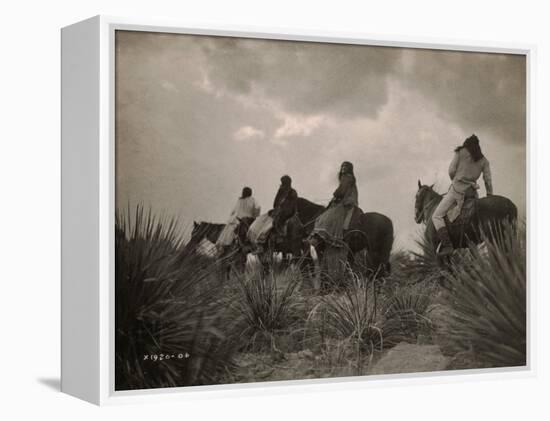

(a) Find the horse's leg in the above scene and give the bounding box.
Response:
[282,252,290,268]
[259,244,273,275]
[347,232,369,279]
[322,246,346,291]
[358,227,386,290]
[298,246,311,277]
[224,249,233,282]
[234,251,243,275]
[226,260,231,282]
[347,249,356,271]
[242,251,249,273]
[296,244,315,291]
[218,248,229,283]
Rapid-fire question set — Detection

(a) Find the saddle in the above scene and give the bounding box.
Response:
[446,198,477,226]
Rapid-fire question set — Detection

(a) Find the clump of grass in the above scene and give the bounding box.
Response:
[233,263,302,351]
[307,270,383,374]
[443,222,526,368]
[314,337,362,378]
[387,249,412,274]
[398,237,448,286]
[381,284,436,347]
[115,206,237,390]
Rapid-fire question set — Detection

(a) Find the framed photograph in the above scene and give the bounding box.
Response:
[61,16,532,405]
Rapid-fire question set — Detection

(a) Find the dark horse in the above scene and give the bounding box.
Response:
[291,197,394,277]
[245,198,326,268]
[414,180,517,253]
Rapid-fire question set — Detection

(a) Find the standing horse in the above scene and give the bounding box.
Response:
[414,180,517,253]
[295,198,394,278]
[244,198,321,269]
[248,197,328,269]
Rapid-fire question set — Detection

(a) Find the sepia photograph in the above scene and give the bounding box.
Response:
[114,29,526,391]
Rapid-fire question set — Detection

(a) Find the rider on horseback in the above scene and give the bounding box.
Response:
[216,186,261,252]
[253,175,298,253]
[272,175,299,237]
[311,161,359,247]
[432,134,493,256]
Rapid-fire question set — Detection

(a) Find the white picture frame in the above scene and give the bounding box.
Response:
[61,15,535,405]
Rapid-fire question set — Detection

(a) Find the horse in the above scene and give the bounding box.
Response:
[246,198,325,270]
[271,197,394,280]
[414,180,517,254]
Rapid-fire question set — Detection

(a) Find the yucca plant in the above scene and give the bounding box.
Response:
[315,337,360,378]
[442,222,526,368]
[308,269,383,374]
[400,236,450,286]
[232,263,302,351]
[115,206,237,390]
[381,284,435,347]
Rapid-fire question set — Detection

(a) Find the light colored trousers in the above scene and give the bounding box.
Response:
[432,186,464,230]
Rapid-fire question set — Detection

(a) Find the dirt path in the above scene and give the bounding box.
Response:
[368,342,449,375]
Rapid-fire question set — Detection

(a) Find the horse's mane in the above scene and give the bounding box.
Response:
[417,185,443,224]
[419,185,442,202]
[296,197,325,228]
[191,221,225,243]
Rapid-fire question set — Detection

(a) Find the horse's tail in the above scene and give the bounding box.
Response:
[504,199,519,237]
[508,199,518,223]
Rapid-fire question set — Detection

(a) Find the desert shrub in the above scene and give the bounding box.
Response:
[443,223,526,368]
[381,284,436,347]
[314,337,363,378]
[232,263,302,351]
[394,236,449,287]
[115,206,237,390]
[307,270,384,374]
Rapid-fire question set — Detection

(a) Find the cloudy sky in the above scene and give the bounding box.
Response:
[115,30,526,250]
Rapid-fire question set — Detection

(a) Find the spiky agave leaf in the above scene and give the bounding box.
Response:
[443,222,526,368]
[115,206,238,390]
[315,271,383,354]
[408,236,448,283]
[380,284,435,347]
[232,262,302,350]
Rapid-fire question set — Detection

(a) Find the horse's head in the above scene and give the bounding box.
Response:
[191,221,221,244]
[415,180,435,224]
[191,221,204,239]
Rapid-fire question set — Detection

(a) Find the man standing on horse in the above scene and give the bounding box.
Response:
[311,161,359,247]
[432,134,493,256]
[216,186,261,252]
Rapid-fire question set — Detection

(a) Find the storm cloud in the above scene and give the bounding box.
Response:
[401,49,526,146]
[200,37,402,120]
